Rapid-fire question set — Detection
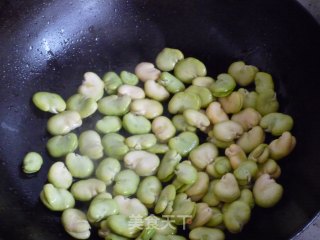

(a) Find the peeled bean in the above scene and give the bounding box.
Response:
[95,116,122,134]
[206,156,232,178]
[186,172,210,202]
[152,116,176,143]
[171,193,196,225]
[208,136,234,148]
[239,189,255,209]
[185,85,214,108]
[248,144,269,163]
[238,88,258,109]
[173,161,198,192]
[22,152,43,174]
[98,95,131,116]
[189,203,213,229]
[104,233,129,240]
[71,178,106,201]
[257,159,281,179]
[114,195,148,217]
[155,48,184,71]
[79,130,103,160]
[47,133,78,158]
[152,234,185,240]
[219,91,244,114]
[118,84,146,99]
[223,200,251,233]
[154,184,176,214]
[125,134,157,150]
[47,110,82,135]
[113,169,140,196]
[172,114,197,132]
[212,120,243,142]
[236,126,265,153]
[32,92,66,114]
[146,143,169,154]
[145,80,170,101]
[169,131,199,157]
[192,76,215,88]
[136,228,156,240]
[124,150,160,176]
[78,72,104,101]
[107,214,143,238]
[233,160,258,186]
[174,57,207,84]
[168,92,201,114]
[158,72,185,93]
[87,196,119,223]
[131,99,163,119]
[183,109,210,131]
[206,207,223,227]
[210,73,236,97]
[231,108,261,131]
[65,153,94,178]
[253,174,283,208]
[66,94,97,118]
[40,183,75,211]
[260,112,294,136]
[269,131,296,160]
[189,143,218,170]
[213,173,240,202]
[135,62,161,82]
[120,71,139,86]
[256,89,279,116]
[228,61,258,86]
[102,133,129,159]
[48,162,73,189]
[61,208,91,239]
[225,144,247,169]
[95,158,121,185]
[157,150,182,182]
[189,227,225,240]
[206,102,229,124]
[123,113,152,135]
[103,71,123,94]
[255,72,274,93]
[137,176,162,208]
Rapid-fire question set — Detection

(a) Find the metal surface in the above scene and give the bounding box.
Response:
[0,0,320,239]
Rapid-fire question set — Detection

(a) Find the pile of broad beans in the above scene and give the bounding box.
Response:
[23,48,296,240]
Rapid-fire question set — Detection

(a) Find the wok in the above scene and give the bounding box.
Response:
[0,0,319,239]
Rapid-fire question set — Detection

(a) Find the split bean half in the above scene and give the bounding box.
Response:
[174,57,207,84]
[79,130,103,160]
[155,48,184,71]
[47,110,82,135]
[62,208,91,239]
[32,92,66,114]
[65,153,94,178]
[47,133,78,158]
[66,94,97,118]
[22,152,43,174]
[78,72,104,101]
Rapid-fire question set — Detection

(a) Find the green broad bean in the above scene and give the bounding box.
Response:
[66,94,97,118]
[231,108,261,131]
[228,61,258,86]
[173,161,198,192]
[154,184,176,214]
[225,144,247,169]
[107,214,143,238]
[61,208,91,239]
[206,102,229,124]
[137,176,162,208]
[171,193,196,225]
[189,142,218,170]
[183,109,210,131]
[96,116,122,134]
[135,62,161,82]
[79,130,103,160]
[174,57,207,84]
[254,72,274,93]
[22,152,43,174]
[192,76,215,88]
[47,110,82,135]
[253,174,283,208]
[207,136,234,149]
[233,160,258,186]
[210,73,236,97]
[168,92,201,114]
[47,133,78,158]
[260,112,294,136]
[168,132,199,157]
[103,71,123,94]
[213,173,240,203]
[211,120,244,142]
[185,85,214,108]
[105,233,129,240]
[113,169,140,196]
[206,208,223,227]
[239,189,255,209]
[189,203,213,229]
[269,131,296,160]
[114,196,148,217]
[219,91,244,114]
[236,126,265,153]
[238,89,258,109]
[144,80,170,101]
[65,153,94,178]
[146,143,169,154]
[118,84,146,99]
[124,150,160,176]
[206,156,232,178]
[78,72,104,101]
[223,200,251,233]
[136,228,156,240]
[186,172,210,202]
[95,158,121,185]
[155,48,184,71]
[152,234,185,240]
[71,178,106,201]
[102,133,129,159]
[131,99,163,119]
[158,72,185,93]
[248,144,270,164]
[157,150,182,182]
[152,116,176,143]
[256,89,279,116]
[122,113,151,134]
[40,183,75,211]
[48,162,73,189]
[189,227,225,240]
[172,115,197,132]
[257,159,281,179]
[120,71,139,85]
[98,95,131,116]
[32,92,66,113]
[87,197,119,223]
[125,134,157,150]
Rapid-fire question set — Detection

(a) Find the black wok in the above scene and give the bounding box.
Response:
[0,0,320,239]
